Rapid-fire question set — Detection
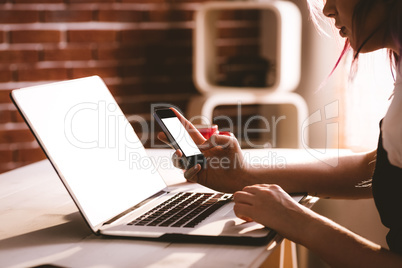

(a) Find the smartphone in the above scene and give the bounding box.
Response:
[153,108,206,169]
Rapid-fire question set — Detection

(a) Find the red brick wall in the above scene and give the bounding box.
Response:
[0,0,260,174]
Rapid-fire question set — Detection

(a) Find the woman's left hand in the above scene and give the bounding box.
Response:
[233,184,307,242]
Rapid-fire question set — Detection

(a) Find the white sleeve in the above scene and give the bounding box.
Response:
[382,76,402,168]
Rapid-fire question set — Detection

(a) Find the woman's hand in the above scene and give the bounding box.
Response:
[157,108,249,193]
[233,184,307,242]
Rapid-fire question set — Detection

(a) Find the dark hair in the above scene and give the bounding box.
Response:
[307,0,401,74]
[353,0,401,70]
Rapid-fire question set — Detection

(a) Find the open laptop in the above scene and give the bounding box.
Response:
[11,76,306,245]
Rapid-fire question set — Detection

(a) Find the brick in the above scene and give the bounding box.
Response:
[109,79,197,99]
[121,0,165,3]
[141,9,170,22]
[119,30,142,44]
[96,46,143,61]
[3,110,22,124]
[15,147,46,162]
[117,96,190,116]
[0,69,13,83]
[0,148,13,163]
[14,0,63,3]
[0,128,35,144]
[66,0,114,3]
[71,66,120,79]
[0,50,39,63]
[43,47,93,61]
[121,29,191,44]
[0,90,12,105]
[0,31,4,43]
[118,64,143,77]
[163,10,194,22]
[0,109,12,124]
[0,10,40,24]
[10,110,25,123]
[117,101,149,117]
[43,10,93,23]
[142,9,194,23]
[95,44,192,64]
[0,165,13,174]
[67,30,117,43]
[17,67,69,82]
[122,62,192,77]
[97,10,142,23]
[10,30,61,44]
[147,44,192,59]
[97,43,192,61]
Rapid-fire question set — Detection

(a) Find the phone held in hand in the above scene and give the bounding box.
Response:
[153,108,206,169]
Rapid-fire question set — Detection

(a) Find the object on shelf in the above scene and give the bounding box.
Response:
[218,56,274,88]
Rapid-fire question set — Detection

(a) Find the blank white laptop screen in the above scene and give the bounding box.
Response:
[11,76,166,229]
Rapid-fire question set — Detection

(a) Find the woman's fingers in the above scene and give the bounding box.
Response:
[233,191,255,222]
[157,132,184,169]
[242,184,281,195]
[157,134,185,170]
[200,133,234,151]
[170,108,206,145]
[157,107,206,151]
[157,132,175,149]
[183,164,201,182]
[171,149,185,169]
[233,191,254,205]
[233,203,254,222]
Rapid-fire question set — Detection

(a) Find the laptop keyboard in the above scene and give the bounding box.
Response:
[128,192,232,228]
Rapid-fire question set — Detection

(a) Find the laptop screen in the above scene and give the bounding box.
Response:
[12,76,167,230]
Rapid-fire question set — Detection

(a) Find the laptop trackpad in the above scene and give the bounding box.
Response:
[220,202,236,218]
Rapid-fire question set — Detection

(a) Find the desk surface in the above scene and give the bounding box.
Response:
[0,149,322,268]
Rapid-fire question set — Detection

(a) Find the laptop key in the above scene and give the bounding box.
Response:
[183,201,229,228]
[129,192,231,228]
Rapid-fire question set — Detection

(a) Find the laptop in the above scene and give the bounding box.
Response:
[10,76,306,245]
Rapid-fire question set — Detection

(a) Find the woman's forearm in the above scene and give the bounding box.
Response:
[243,150,376,199]
[233,183,402,267]
[295,207,402,268]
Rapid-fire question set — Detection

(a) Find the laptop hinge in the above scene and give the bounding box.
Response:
[102,190,168,226]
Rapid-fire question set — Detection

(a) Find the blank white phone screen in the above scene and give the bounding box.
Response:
[161,117,202,157]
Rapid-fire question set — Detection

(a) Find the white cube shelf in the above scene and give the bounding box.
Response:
[193,0,302,94]
[186,91,308,148]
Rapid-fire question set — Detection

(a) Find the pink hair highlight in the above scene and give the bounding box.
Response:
[307,0,402,82]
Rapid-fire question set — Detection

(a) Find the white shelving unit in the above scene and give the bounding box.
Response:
[188,0,308,148]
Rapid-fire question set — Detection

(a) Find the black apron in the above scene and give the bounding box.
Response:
[372,121,402,255]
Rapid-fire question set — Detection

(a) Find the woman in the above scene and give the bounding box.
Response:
[160,0,402,266]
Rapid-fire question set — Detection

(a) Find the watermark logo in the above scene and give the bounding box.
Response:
[63,100,339,170]
[64,101,147,162]
[302,100,339,167]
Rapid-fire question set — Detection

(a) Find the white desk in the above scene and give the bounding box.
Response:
[0,149,319,268]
